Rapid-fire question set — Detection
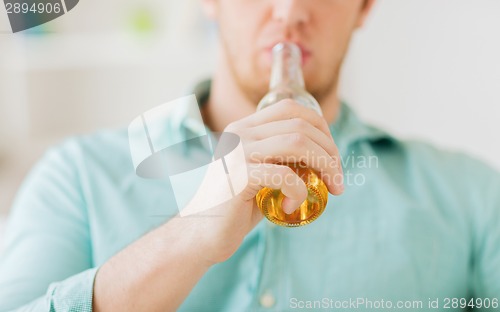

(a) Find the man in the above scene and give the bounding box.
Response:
[1,0,499,311]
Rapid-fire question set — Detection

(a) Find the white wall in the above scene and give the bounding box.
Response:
[340,0,500,170]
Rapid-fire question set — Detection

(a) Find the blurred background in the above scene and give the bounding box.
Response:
[1,0,499,246]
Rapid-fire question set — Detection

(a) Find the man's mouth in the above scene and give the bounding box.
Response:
[263,41,312,66]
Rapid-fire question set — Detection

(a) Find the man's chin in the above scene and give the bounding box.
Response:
[235,79,268,106]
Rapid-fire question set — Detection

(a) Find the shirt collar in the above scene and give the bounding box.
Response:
[329,101,394,154]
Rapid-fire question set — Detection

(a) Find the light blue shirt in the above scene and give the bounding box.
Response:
[1,81,499,311]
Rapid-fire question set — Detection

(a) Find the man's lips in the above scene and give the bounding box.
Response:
[263,42,312,66]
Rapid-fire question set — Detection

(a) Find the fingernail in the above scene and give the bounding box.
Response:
[282,198,299,214]
[338,183,345,194]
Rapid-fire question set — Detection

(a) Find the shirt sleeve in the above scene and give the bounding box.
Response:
[8,268,98,312]
[0,140,96,312]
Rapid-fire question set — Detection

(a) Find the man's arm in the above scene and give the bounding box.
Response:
[0,142,95,311]
[93,100,344,311]
[1,100,343,311]
[92,216,212,311]
[0,139,212,312]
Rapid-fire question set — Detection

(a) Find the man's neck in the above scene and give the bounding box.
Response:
[203,55,341,133]
[202,60,256,133]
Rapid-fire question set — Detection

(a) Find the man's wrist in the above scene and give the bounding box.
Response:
[158,216,216,269]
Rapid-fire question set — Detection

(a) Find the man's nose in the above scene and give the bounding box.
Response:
[272,0,310,28]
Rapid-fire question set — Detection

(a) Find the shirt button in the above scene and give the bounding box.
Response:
[260,292,276,308]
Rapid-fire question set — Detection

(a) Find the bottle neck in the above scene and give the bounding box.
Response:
[269,43,305,90]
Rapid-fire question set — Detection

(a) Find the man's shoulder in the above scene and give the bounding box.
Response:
[404,139,497,176]
[373,135,500,192]
[46,127,133,178]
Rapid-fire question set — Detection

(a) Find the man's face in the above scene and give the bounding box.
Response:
[205,0,375,104]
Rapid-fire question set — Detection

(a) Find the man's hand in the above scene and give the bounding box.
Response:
[186,99,344,264]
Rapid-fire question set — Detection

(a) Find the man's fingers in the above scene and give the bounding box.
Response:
[246,163,308,212]
[231,99,332,140]
[247,134,344,195]
[244,118,339,159]
[281,197,305,215]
